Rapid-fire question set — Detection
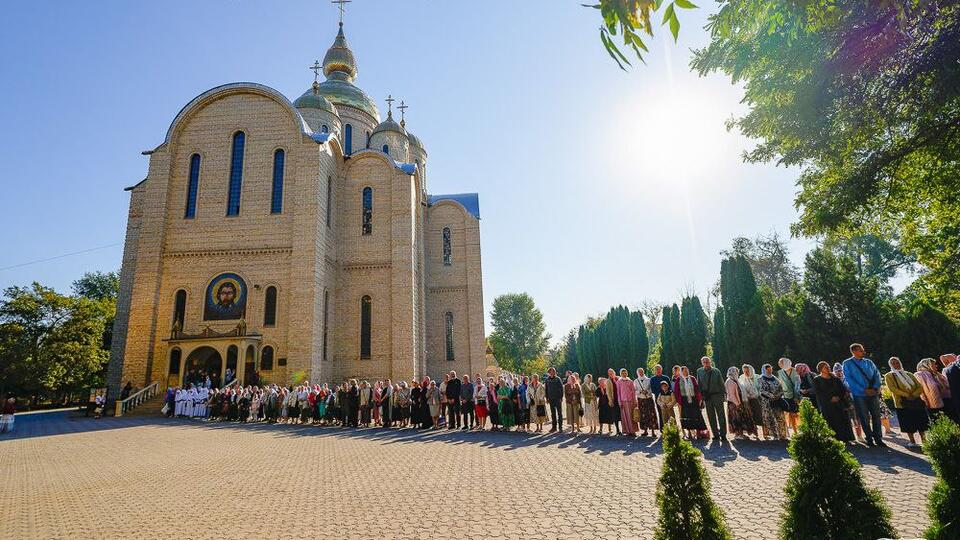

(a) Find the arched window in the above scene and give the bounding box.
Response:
[365,131,371,148]
[261,346,274,371]
[184,154,200,218]
[321,124,328,133]
[270,149,284,214]
[445,312,455,362]
[382,144,389,155]
[442,227,452,266]
[325,176,332,228]
[169,348,182,375]
[226,131,245,216]
[263,286,277,326]
[361,187,373,235]
[172,289,187,328]
[360,295,371,359]
[344,124,352,155]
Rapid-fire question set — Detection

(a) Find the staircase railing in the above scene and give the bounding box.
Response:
[222,377,240,390]
[115,381,160,417]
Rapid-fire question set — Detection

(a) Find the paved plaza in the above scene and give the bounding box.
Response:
[0,410,935,539]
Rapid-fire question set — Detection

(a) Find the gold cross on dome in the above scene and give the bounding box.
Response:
[385,94,395,115]
[398,101,408,125]
[309,60,322,83]
[332,0,351,24]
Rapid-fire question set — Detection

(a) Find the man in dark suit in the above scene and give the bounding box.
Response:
[445,370,462,429]
[544,367,564,432]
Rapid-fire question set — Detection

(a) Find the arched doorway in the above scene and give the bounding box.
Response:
[226,345,238,385]
[244,345,257,385]
[184,346,223,388]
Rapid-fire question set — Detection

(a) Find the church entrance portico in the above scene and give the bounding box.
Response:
[183,346,222,387]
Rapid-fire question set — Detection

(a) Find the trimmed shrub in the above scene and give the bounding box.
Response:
[653,420,732,540]
[924,415,960,539]
[780,399,896,539]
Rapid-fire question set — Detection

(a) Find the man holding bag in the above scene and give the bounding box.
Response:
[842,343,886,447]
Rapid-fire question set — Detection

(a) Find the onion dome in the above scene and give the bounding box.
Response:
[372,110,406,137]
[293,82,339,114]
[407,131,424,151]
[313,23,380,121]
[323,23,357,82]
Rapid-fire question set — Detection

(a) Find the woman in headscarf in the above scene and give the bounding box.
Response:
[834,363,863,441]
[758,364,788,441]
[725,366,756,440]
[487,377,500,430]
[915,357,950,420]
[395,381,411,428]
[473,375,487,430]
[581,374,599,435]
[739,365,764,438]
[813,361,855,442]
[527,374,547,432]
[796,363,817,412]
[497,376,516,430]
[673,366,706,439]
[656,381,676,429]
[777,357,801,436]
[563,374,583,434]
[516,375,530,432]
[634,368,659,437]
[616,368,638,436]
[426,380,441,428]
[371,381,382,427]
[599,374,620,436]
[419,377,433,429]
[884,357,928,448]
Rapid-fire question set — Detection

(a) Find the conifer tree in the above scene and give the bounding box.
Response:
[680,296,708,369]
[720,256,767,366]
[712,306,728,372]
[924,416,960,539]
[661,305,675,371]
[653,421,732,540]
[779,400,896,540]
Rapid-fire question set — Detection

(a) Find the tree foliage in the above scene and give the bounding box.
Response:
[924,416,960,539]
[719,256,766,367]
[653,420,733,540]
[569,305,649,377]
[585,0,698,69]
[721,233,800,297]
[694,0,960,320]
[0,282,112,402]
[780,400,896,539]
[488,293,550,374]
[679,295,708,367]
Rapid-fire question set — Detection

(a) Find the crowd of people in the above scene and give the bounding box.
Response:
[162,344,960,449]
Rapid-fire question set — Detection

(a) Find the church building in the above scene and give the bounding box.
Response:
[106,21,486,397]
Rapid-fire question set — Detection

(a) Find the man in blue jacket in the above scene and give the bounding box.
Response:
[842,343,885,447]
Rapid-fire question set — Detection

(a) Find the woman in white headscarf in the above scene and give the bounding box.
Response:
[725,366,756,440]
[915,357,950,419]
[673,366,706,439]
[884,356,928,448]
[758,364,788,441]
[777,357,801,436]
[739,365,764,438]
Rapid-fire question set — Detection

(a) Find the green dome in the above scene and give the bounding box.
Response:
[407,131,424,150]
[323,23,358,82]
[372,111,405,136]
[293,84,339,114]
[315,72,380,121]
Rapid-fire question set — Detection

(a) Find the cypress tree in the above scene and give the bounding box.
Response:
[924,416,960,539]
[680,296,708,369]
[720,256,767,366]
[763,299,797,364]
[661,305,675,372]
[712,306,728,372]
[668,304,682,370]
[653,421,733,540]
[629,310,649,372]
[779,400,896,540]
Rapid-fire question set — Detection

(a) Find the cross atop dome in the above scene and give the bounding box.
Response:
[332,0,351,25]
[385,95,395,116]
[398,101,408,127]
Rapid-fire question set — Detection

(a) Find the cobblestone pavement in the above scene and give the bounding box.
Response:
[0,411,934,540]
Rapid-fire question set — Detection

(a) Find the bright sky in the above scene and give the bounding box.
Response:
[0,1,816,344]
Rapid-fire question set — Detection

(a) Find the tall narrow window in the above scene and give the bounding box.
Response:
[169,349,182,376]
[365,131,371,148]
[322,289,330,361]
[226,131,245,216]
[185,154,200,218]
[261,346,274,371]
[382,144,389,155]
[361,187,373,235]
[263,286,277,326]
[360,295,371,359]
[445,312,455,361]
[173,290,187,327]
[442,227,452,265]
[270,149,284,214]
[344,124,352,155]
[321,124,328,133]
[325,176,332,228]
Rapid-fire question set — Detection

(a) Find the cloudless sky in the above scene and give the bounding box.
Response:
[0,0,817,344]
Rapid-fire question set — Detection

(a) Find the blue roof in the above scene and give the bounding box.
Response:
[428,193,481,220]
[310,132,332,144]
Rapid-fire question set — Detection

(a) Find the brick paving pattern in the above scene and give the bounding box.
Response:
[0,410,934,539]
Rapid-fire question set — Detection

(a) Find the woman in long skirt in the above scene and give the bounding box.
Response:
[616,369,638,436]
[473,376,488,430]
[527,375,547,432]
[634,368,659,437]
[426,380,441,428]
[497,378,515,430]
[725,367,757,439]
[834,363,863,441]
[581,374,599,434]
[674,366,706,439]
[758,364,788,440]
[599,375,621,435]
[813,362,855,442]
[487,378,500,430]
[884,357,929,448]
[739,365,764,437]
[515,377,530,432]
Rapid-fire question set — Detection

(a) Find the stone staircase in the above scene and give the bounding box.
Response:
[121,392,168,417]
